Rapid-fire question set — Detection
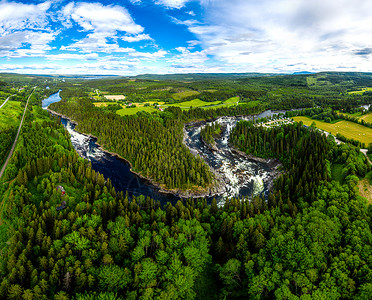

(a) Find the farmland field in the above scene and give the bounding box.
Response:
[360,113,372,123]
[116,106,160,116]
[172,90,200,100]
[0,101,23,130]
[167,98,222,108]
[293,116,372,144]
[104,95,125,100]
[348,87,372,95]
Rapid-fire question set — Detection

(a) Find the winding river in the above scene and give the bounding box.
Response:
[42,91,284,205]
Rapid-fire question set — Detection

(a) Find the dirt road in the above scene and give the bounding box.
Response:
[0,94,14,109]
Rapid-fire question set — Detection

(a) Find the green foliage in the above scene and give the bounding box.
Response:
[0,73,371,300]
[50,98,213,190]
[200,122,221,148]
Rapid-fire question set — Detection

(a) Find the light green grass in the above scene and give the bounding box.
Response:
[348,87,372,95]
[360,113,372,123]
[338,111,363,118]
[0,101,23,130]
[116,106,159,116]
[172,90,200,101]
[224,96,240,104]
[167,99,222,108]
[293,116,372,144]
[306,76,317,86]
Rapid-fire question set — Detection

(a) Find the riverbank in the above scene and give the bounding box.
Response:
[48,108,224,198]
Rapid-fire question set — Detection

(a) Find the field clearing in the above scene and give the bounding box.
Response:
[360,113,372,123]
[94,102,117,107]
[306,76,317,86]
[348,87,372,95]
[104,95,125,100]
[358,178,372,204]
[114,97,246,116]
[172,90,200,100]
[224,96,240,104]
[338,111,362,118]
[167,99,222,108]
[94,101,165,108]
[293,116,372,144]
[117,106,159,116]
[0,101,22,130]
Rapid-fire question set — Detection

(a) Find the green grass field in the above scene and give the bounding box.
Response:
[172,90,200,101]
[360,113,372,123]
[0,101,23,130]
[293,116,372,145]
[116,106,159,116]
[348,87,372,95]
[115,97,253,116]
[167,98,222,108]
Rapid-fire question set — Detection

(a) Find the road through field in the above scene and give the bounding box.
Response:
[0,94,14,109]
[0,89,34,180]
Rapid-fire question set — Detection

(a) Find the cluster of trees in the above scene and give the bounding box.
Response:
[200,122,221,148]
[179,103,265,120]
[0,128,15,168]
[0,107,371,299]
[229,121,370,205]
[335,133,365,148]
[50,98,213,191]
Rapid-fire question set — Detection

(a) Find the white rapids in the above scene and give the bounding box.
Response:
[64,119,105,161]
[184,115,275,205]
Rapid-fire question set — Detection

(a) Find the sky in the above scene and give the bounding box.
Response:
[0,0,372,75]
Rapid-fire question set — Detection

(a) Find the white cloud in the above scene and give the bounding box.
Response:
[177,0,372,72]
[0,1,51,36]
[62,36,137,53]
[129,50,167,59]
[0,30,56,57]
[122,34,153,43]
[155,0,190,9]
[167,47,207,67]
[66,2,143,35]
[46,53,99,61]
[61,2,151,53]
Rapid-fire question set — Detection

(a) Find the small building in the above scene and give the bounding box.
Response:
[56,201,67,211]
[56,185,66,196]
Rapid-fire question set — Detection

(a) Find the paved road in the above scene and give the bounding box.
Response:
[0,89,34,180]
[0,94,14,109]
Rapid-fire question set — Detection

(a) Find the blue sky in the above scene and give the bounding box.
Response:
[0,0,372,75]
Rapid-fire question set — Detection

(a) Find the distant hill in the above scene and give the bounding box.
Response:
[133,73,283,81]
[292,71,314,75]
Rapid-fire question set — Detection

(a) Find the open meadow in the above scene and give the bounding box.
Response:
[293,116,372,144]
[0,101,22,130]
[360,113,372,123]
[348,87,372,95]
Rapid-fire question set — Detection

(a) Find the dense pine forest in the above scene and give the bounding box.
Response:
[0,72,371,299]
[200,122,221,149]
[49,98,213,193]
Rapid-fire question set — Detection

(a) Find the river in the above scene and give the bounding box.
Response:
[42,91,284,205]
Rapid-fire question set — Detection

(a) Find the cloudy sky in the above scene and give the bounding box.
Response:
[0,0,371,75]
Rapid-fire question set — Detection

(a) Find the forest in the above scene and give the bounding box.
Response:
[0,72,371,299]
